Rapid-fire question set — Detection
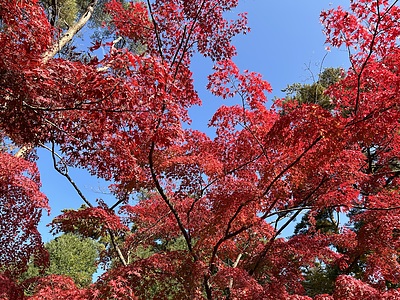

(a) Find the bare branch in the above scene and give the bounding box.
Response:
[48,140,93,208]
[43,0,98,63]
[146,0,164,60]
[107,229,128,266]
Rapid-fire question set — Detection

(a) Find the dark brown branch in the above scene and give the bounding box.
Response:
[146,0,164,60]
[248,209,303,276]
[354,205,400,211]
[172,0,207,79]
[49,140,93,208]
[353,0,382,114]
[47,142,129,266]
[148,141,197,260]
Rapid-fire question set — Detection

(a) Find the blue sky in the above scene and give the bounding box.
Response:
[37,0,351,242]
[189,0,350,130]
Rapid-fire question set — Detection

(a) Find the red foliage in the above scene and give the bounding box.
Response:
[0,273,24,300]
[2,0,400,298]
[51,207,128,238]
[26,275,85,300]
[332,275,400,299]
[0,153,48,278]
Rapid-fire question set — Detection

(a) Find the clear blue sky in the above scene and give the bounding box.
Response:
[37,0,351,241]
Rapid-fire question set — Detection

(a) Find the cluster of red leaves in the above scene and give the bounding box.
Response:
[321,0,400,60]
[0,153,48,275]
[0,273,24,300]
[332,275,400,299]
[25,275,86,300]
[0,0,52,145]
[106,0,248,62]
[0,153,48,298]
[51,207,128,238]
[105,1,153,45]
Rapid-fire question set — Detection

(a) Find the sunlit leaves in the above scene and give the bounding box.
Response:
[321,0,400,60]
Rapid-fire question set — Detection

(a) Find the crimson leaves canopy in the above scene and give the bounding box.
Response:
[1,0,400,299]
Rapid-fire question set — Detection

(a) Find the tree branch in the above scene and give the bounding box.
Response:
[48,140,93,208]
[146,0,164,60]
[148,141,197,260]
[107,229,127,266]
[43,0,98,63]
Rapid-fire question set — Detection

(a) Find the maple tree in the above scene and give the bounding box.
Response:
[2,0,400,299]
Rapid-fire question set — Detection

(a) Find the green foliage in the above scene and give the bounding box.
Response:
[130,236,188,262]
[45,233,100,287]
[40,0,130,29]
[318,67,343,87]
[21,233,101,290]
[302,261,340,297]
[40,0,141,32]
[282,67,343,110]
[40,0,79,28]
[294,208,339,235]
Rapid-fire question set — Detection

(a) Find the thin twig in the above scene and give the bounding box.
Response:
[48,140,93,208]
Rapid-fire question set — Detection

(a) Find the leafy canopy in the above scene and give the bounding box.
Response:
[2,0,400,299]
